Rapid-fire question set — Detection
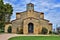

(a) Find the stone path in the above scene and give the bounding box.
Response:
[0,34,59,40]
[0,34,18,40]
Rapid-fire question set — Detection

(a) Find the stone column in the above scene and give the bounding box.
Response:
[23,21,28,34]
[34,23,39,34]
[23,25,28,34]
[39,26,42,34]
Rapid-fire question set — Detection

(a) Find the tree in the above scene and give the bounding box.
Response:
[4,3,13,22]
[0,0,13,22]
[0,0,5,32]
[41,27,48,34]
[0,0,13,32]
[56,27,60,34]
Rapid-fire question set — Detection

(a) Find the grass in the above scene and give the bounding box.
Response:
[8,36,60,40]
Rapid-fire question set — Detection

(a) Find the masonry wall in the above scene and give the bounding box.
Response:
[11,11,52,34]
[40,19,50,34]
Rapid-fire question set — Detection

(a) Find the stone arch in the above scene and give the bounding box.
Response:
[5,23,12,33]
[28,23,34,33]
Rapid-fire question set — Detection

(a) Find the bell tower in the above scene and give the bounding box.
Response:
[27,3,34,11]
[27,3,34,17]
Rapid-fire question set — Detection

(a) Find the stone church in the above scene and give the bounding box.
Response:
[5,3,52,34]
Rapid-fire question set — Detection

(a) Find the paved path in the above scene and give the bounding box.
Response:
[0,34,60,40]
[0,34,18,40]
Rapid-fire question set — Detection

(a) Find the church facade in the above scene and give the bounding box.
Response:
[5,3,52,34]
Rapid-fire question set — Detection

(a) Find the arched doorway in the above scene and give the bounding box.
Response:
[28,23,34,33]
[7,26,12,33]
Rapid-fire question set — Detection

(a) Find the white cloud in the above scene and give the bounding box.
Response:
[51,4,60,9]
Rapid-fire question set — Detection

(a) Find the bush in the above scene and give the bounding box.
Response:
[49,31,52,34]
[56,27,60,34]
[41,28,48,34]
[0,29,4,33]
[52,31,59,35]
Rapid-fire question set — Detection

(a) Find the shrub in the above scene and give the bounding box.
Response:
[49,31,52,34]
[56,27,60,34]
[41,27,48,34]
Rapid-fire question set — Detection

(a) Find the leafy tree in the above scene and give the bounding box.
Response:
[0,0,13,32]
[56,27,60,34]
[4,3,13,22]
[0,0,5,32]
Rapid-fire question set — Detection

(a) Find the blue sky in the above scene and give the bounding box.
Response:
[3,0,60,29]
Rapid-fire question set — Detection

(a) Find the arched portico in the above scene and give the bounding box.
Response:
[23,18,39,34]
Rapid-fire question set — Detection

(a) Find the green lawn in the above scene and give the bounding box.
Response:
[8,36,60,40]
